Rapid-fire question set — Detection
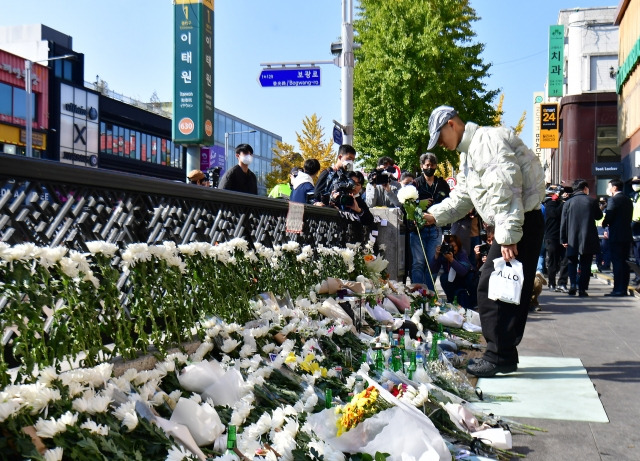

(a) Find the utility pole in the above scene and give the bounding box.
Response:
[341,0,354,146]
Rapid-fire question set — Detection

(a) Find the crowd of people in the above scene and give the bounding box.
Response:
[184,105,640,380]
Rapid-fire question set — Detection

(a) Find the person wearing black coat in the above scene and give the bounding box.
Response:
[602,178,633,296]
[560,179,603,296]
[543,194,566,291]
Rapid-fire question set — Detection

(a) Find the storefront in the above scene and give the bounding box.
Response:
[0,49,48,157]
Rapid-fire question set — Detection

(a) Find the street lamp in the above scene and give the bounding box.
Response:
[25,54,74,158]
[224,129,257,165]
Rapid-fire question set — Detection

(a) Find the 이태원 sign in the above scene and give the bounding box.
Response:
[173,0,214,145]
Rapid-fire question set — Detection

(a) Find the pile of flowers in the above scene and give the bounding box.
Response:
[0,239,540,460]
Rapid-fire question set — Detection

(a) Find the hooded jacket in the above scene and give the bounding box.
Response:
[428,122,546,245]
[290,172,315,203]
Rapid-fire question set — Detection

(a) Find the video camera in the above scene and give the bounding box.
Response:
[367,166,396,185]
[330,176,356,208]
[440,230,454,255]
[207,166,222,188]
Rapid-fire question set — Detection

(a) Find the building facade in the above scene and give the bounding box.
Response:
[546,7,619,196]
[615,0,640,182]
[0,24,279,192]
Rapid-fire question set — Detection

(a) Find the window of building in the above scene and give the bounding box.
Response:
[98,123,181,168]
[595,126,620,163]
[0,83,11,117]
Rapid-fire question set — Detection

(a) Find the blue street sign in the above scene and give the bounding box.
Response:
[259,67,321,87]
[333,125,343,145]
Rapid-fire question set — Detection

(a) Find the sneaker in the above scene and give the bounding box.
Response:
[466,358,517,378]
[548,285,556,292]
[568,287,577,296]
[556,285,569,293]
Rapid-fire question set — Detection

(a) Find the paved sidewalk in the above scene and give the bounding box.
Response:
[507,275,640,460]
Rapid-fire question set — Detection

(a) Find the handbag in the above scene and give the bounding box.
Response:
[487,257,524,305]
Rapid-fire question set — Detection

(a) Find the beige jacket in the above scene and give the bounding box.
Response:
[429,122,545,245]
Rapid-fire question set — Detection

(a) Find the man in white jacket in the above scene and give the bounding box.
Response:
[423,106,546,378]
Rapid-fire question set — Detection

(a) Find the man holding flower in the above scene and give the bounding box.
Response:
[422,105,545,378]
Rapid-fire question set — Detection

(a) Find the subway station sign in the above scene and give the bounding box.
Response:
[173,0,214,145]
[540,103,559,149]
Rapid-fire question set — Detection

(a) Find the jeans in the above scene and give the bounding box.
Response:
[410,226,442,291]
[536,239,546,273]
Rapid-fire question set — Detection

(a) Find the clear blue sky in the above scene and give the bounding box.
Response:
[2,0,616,150]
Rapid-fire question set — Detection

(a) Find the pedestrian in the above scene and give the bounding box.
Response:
[187,169,209,187]
[290,159,321,204]
[559,179,602,297]
[218,144,258,194]
[423,105,545,378]
[543,191,564,292]
[409,152,450,292]
[630,176,640,283]
[602,178,633,296]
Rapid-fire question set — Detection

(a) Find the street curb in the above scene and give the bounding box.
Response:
[593,271,640,298]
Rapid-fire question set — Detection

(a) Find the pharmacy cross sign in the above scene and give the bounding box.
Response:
[258,67,321,87]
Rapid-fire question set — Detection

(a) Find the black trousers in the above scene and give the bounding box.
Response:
[610,240,631,293]
[567,253,593,292]
[477,209,544,365]
[545,239,564,287]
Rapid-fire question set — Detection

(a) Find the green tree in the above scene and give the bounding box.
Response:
[353,0,499,173]
[266,114,335,190]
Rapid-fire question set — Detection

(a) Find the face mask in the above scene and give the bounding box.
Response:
[239,154,253,165]
[633,185,640,192]
[423,168,436,177]
[342,160,354,171]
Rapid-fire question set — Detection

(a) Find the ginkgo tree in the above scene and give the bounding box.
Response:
[266,114,335,190]
[353,0,499,174]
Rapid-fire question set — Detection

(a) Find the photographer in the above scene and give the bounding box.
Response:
[314,144,356,206]
[430,233,476,307]
[329,171,374,227]
[473,225,495,270]
[365,156,401,208]
[187,169,210,187]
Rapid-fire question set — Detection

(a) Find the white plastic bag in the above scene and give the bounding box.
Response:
[487,257,524,305]
[170,398,224,447]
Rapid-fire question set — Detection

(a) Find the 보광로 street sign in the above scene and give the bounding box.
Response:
[259,67,320,87]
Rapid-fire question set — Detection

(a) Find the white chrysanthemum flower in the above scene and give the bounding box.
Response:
[254,412,272,435]
[239,343,256,359]
[113,400,136,421]
[58,256,80,278]
[262,343,276,354]
[34,417,60,438]
[86,241,118,257]
[38,246,67,268]
[121,411,138,431]
[4,242,39,263]
[17,383,62,415]
[245,250,259,262]
[229,395,254,426]
[166,444,198,461]
[397,184,419,204]
[227,237,249,253]
[43,447,64,461]
[271,419,298,459]
[281,241,300,253]
[165,352,189,365]
[120,243,151,268]
[80,419,109,435]
[0,401,21,422]
[221,338,240,353]
[224,323,242,334]
[205,324,223,338]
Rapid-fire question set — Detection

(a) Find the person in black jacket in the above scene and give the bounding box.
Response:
[560,179,603,296]
[602,178,633,296]
[218,144,258,194]
[543,192,565,291]
[313,144,356,206]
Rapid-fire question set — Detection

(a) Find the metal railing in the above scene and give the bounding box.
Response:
[0,154,365,249]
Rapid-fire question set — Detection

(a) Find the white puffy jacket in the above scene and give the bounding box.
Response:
[429,122,545,245]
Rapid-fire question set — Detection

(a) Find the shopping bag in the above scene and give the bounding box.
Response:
[487,257,524,305]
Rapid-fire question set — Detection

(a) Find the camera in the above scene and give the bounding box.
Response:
[478,243,491,257]
[440,230,453,254]
[367,166,395,185]
[207,166,222,188]
[330,177,356,208]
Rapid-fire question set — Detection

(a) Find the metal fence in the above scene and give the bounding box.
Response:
[0,154,365,250]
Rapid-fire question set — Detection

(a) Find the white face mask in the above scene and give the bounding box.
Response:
[633,184,640,192]
[342,160,354,171]
[239,154,253,166]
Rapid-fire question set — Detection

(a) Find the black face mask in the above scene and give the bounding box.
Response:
[423,168,436,177]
